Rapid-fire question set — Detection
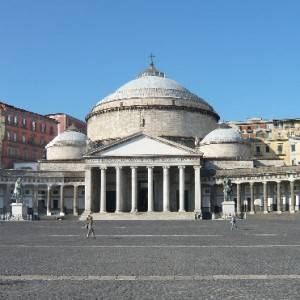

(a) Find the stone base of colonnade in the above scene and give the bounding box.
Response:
[79,212,196,221]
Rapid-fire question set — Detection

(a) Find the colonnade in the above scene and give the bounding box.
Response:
[233,179,298,215]
[0,183,83,216]
[46,184,83,216]
[84,165,202,214]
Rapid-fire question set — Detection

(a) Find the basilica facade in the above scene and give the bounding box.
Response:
[1,63,300,219]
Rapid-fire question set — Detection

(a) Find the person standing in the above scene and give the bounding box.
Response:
[230,214,237,230]
[86,214,96,238]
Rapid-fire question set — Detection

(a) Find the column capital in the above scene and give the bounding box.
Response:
[163,165,170,169]
[276,180,281,184]
[249,181,255,186]
[130,166,138,170]
[147,166,154,170]
[290,179,295,183]
[178,165,186,169]
[99,166,107,170]
[193,165,201,170]
[115,166,123,170]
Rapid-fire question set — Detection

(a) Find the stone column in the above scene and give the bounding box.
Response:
[46,185,51,216]
[276,181,281,214]
[5,184,11,212]
[73,185,78,216]
[296,194,300,211]
[131,167,137,213]
[163,166,170,212]
[147,167,154,212]
[59,185,65,216]
[236,183,241,215]
[84,167,92,213]
[178,166,185,212]
[116,166,122,212]
[263,181,268,214]
[250,182,255,214]
[194,166,202,213]
[290,180,295,213]
[100,168,107,213]
[33,185,39,215]
[210,185,217,214]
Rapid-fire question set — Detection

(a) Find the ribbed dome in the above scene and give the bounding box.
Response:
[201,128,243,145]
[46,130,87,148]
[92,65,214,112]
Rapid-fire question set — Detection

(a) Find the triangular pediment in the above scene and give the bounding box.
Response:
[86,133,199,157]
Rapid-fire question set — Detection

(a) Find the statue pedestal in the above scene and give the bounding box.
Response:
[11,203,27,221]
[222,201,235,219]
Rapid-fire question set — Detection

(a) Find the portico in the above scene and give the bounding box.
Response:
[81,133,203,219]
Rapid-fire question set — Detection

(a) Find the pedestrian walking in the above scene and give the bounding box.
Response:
[86,214,96,238]
[230,214,237,230]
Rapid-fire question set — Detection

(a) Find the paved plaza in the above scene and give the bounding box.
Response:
[1,215,300,299]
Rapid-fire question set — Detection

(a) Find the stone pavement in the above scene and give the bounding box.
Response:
[1,216,300,299]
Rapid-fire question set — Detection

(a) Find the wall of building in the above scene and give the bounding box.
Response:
[87,108,217,142]
[201,143,251,160]
[46,145,86,160]
[204,160,254,170]
[38,160,85,171]
[289,138,300,165]
[0,102,58,169]
[47,114,87,134]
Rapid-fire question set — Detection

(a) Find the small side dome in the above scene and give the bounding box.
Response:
[200,127,243,145]
[200,126,250,159]
[46,125,87,160]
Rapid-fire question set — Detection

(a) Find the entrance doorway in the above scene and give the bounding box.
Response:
[106,191,116,212]
[138,182,148,212]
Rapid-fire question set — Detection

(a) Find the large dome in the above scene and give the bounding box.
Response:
[95,71,214,112]
[87,63,220,143]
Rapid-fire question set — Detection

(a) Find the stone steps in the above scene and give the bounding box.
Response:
[80,212,196,221]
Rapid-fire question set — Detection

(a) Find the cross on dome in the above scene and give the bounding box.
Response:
[138,54,165,78]
[149,53,155,67]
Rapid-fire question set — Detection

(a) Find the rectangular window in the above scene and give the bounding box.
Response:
[22,135,26,143]
[291,144,296,152]
[14,115,18,126]
[41,123,46,133]
[266,145,270,153]
[13,132,17,142]
[22,117,27,128]
[6,131,10,140]
[256,145,261,154]
[32,120,36,131]
[277,144,283,154]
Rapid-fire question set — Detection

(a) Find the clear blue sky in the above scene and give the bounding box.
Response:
[0,0,299,122]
